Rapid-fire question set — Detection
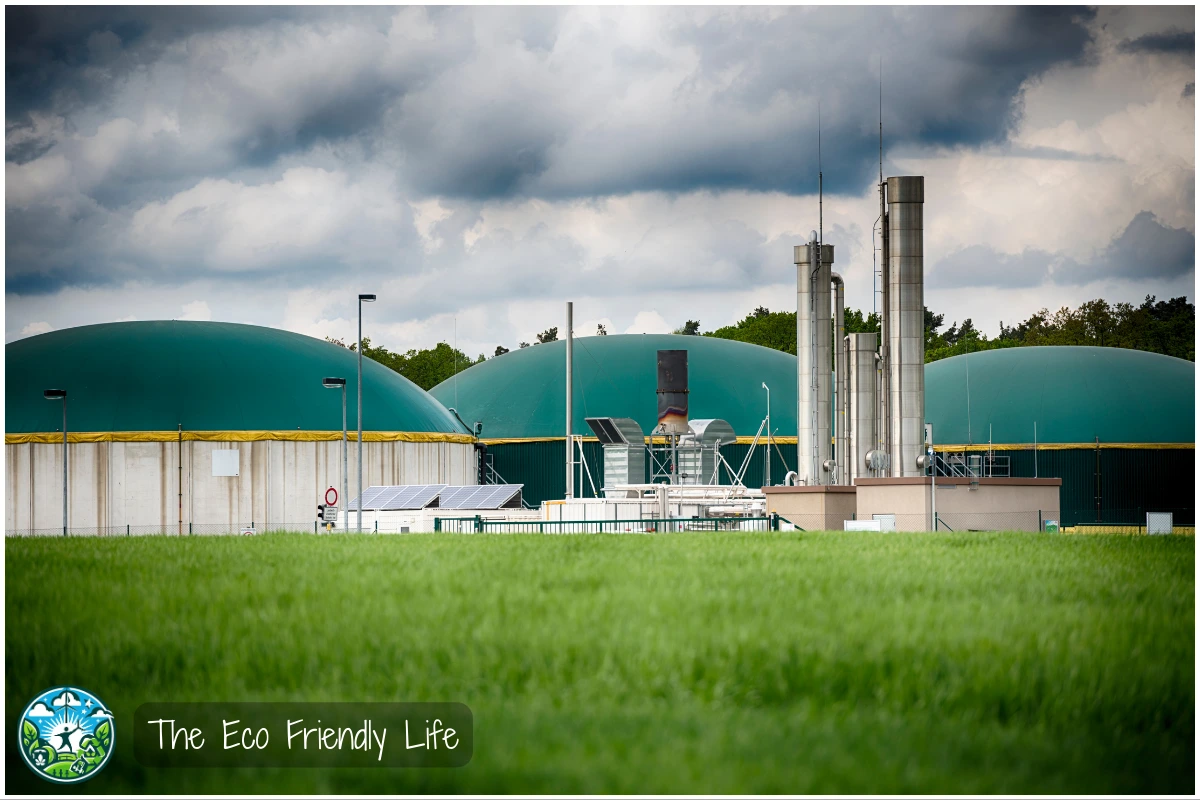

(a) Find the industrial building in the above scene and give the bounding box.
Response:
[429,333,799,507]
[7,173,1192,533]
[925,346,1194,526]
[433,338,1193,527]
[5,321,475,533]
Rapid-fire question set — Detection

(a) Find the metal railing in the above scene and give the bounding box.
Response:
[480,457,537,510]
[926,451,1011,478]
[5,520,374,537]
[434,516,781,534]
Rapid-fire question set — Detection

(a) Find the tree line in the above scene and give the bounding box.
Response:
[325,322,599,391]
[698,295,1195,363]
[336,295,1192,391]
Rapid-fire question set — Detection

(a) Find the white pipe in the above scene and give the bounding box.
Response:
[831,272,845,485]
[929,424,936,530]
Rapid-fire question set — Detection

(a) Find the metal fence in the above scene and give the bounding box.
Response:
[6,517,782,536]
[433,516,781,533]
[5,521,378,537]
[12,509,1190,537]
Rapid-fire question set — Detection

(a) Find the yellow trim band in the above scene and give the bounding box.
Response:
[5,430,476,445]
[479,437,1191,450]
[480,435,803,445]
[933,442,1194,452]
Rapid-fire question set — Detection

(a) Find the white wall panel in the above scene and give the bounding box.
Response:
[6,440,475,532]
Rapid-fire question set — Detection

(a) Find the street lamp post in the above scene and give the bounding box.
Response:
[357,293,376,533]
[44,389,67,536]
[322,377,347,532]
[761,382,771,488]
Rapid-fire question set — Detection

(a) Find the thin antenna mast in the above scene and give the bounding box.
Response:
[874,57,882,316]
[818,101,823,248]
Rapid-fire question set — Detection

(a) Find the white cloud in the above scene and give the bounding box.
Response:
[3,6,1192,353]
[179,300,211,321]
[624,310,673,334]
[127,166,410,273]
[19,321,54,337]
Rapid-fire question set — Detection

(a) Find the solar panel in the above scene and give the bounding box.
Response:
[377,486,412,509]
[348,484,447,511]
[372,487,404,509]
[382,484,446,510]
[437,487,482,509]
[347,486,390,511]
[437,484,523,510]
[352,484,523,511]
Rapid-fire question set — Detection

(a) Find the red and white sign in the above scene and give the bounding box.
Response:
[325,486,338,506]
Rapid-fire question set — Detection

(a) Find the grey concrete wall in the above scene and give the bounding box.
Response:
[854,478,1061,532]
[6,439,475,532]
[763,486,857,530]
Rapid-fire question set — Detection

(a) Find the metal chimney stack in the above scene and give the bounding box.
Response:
[795,239,834,484]
[656,350,689,435]
[886,176,925,477]
[848,332,878,484]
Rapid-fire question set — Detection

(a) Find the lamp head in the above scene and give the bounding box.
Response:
[322,377,346,389]
[43,389,66,400]
[358,293,376,302]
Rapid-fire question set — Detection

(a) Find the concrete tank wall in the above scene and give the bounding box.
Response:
[6,439,475,533]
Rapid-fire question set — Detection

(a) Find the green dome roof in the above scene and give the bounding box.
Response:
[925,346,1194,445]
[431,334,796,439]
[5,321,469,436]
[434,337,1194,446]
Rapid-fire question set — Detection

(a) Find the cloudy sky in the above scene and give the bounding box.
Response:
[5,5,1195,356]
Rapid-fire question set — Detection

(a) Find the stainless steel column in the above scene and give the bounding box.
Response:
[848,332,878,484]
[886,176,924,477]
[878,179,891,472]
[795,239,833,484]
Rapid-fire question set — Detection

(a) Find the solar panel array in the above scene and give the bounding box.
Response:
[348,484,446,511]
[348,484,523,511]
[437,485,524,510]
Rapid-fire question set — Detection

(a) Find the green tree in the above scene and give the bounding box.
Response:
[675,320,702,335]
[705,309,794,353]
[494,345,510,357]
[326,336,482,390]
[924,307,946,350]
[536,327,558,344]
[845,308,881,336]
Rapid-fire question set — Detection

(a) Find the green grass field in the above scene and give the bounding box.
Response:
[5,532,1194,794]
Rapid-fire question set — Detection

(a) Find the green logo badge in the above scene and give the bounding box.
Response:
[19,687,114,783]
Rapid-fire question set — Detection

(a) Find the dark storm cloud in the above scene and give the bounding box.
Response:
[397,6,1098,199]
[7,6,1095,200]
[929,212,1195,289]
[928,245,1070,289]
[1099,211,1194,280]
[5,6,354,118]
[1117,27,1195,55]
[15,4,1193,306]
